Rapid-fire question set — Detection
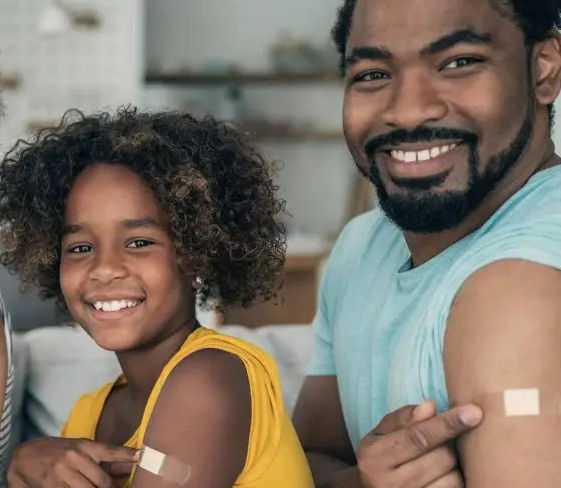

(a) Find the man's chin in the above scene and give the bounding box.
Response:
[378,192,472,233]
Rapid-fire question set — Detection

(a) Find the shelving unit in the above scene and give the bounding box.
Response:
[145,70,343,143]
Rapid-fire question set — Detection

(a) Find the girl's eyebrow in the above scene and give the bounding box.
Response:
[61,224,83,237]
[62,218,163,237]
[121,218,164,230]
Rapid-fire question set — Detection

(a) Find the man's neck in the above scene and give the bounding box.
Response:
[404,139,560,267]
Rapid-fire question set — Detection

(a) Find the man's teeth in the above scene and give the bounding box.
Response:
[92,300,141,312]
[390,144,457,163]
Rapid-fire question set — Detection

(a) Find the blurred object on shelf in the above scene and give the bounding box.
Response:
[270,34,338,74]
[217,85,248,122]
[0,73,21,91]
[38,0,101,36]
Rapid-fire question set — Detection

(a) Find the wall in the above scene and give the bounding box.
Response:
[0,0,144,330]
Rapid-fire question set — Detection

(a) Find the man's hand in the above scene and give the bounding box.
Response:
[357,401,482,488]
[8,437,138,488]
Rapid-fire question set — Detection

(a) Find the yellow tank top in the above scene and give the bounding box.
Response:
[61,327,313,488]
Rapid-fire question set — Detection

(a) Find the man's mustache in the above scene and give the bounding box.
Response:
[364,127,477,159]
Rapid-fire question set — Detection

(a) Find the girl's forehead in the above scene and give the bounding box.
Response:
[65,163,166,224]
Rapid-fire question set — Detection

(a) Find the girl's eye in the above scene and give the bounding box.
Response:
[443,57,482,70]
[68,244,93,254]
[127,239,153,249]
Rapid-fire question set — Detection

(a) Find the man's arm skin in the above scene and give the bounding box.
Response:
[445,259,561,487]
[293,376,358,487]
[293,375,481,488]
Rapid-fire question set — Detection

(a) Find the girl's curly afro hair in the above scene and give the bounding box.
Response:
[0,107,286,311]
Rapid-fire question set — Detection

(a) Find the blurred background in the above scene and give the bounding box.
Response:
[0,0,560,331]
[0,0,374,331]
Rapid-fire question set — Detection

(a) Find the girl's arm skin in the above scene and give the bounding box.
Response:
[130,348,251,488]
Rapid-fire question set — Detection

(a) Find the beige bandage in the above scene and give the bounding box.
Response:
[138,445,191,485]
[476,388,561,417]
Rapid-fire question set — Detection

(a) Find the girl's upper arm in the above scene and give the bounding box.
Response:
[130,349,251,488]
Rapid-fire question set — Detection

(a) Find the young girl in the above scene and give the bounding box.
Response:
[0,108,314,488]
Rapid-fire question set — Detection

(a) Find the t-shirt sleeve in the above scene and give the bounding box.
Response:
[307,218,361,376]
[427,218,561,409]
[307,274,336,376]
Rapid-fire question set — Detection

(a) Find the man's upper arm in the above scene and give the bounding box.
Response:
[444,259,561,487]
[293,376,355,464]
[130,349,251,488]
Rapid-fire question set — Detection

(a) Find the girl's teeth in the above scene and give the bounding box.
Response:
[92,300,140,312]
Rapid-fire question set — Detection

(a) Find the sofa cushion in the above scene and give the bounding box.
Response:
[21,326,120,438]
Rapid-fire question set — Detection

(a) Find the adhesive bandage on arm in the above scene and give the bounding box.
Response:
[137,445,191,485]
[476,388,561,417]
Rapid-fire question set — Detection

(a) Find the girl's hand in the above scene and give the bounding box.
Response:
[8,437,138,488]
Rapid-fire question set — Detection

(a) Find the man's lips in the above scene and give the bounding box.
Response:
[377,143,466,180]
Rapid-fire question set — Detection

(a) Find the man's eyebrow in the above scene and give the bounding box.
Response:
[420,28,494,56]
[344,28,494,70]
[345,46,393,70]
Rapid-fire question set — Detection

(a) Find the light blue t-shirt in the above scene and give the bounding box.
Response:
[309,165,561,451]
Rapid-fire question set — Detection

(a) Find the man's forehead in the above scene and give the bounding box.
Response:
[348,0,511,51]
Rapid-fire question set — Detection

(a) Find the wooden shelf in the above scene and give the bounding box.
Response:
[145,70,341,85]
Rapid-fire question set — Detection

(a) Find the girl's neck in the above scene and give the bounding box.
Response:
[115,316,199,404]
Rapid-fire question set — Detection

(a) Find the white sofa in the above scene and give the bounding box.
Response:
[10,323,315,455]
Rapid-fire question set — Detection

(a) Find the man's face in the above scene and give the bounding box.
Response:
[343,0,538,233]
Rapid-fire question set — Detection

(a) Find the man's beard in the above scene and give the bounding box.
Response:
[361,108,534,233]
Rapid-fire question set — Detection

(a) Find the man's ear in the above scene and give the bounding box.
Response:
[533,32,561,106]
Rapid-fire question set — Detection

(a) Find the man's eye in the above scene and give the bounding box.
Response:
[353,71,391,83]
[127,239,153,249]
[443,57,482,70]
[68,244,93,254]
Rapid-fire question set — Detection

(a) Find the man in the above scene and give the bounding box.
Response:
[294,0,561,487]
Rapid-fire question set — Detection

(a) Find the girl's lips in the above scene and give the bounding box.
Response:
[85,299,145,322]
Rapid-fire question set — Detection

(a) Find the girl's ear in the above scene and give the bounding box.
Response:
[192,275,203,290]
[176,252,203,290]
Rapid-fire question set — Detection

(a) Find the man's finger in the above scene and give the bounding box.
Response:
[425,470,464,488]
[374,401,437,435]
[380,404,482,466]
[395,445,457,487]
[76,440,139,464]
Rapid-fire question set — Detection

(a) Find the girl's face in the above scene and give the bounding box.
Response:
[60,163,195,352]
